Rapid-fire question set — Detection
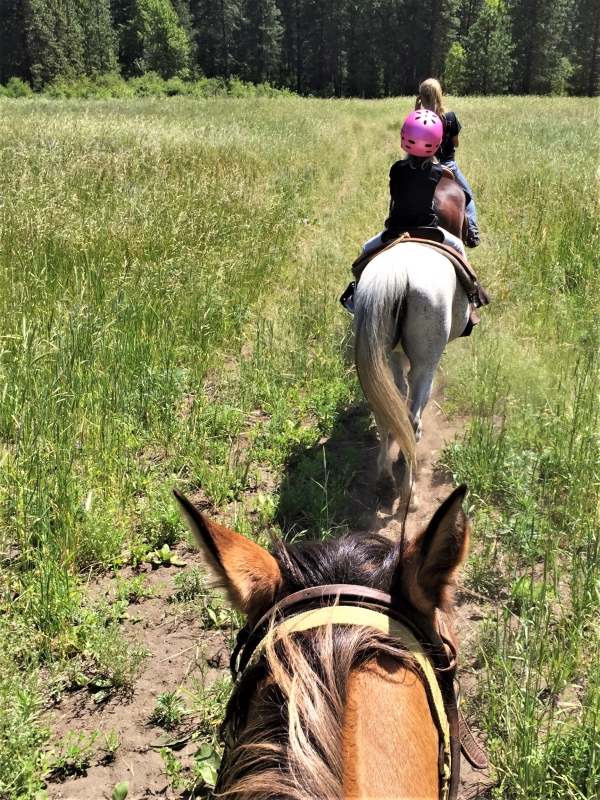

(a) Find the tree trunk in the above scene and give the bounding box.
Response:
[588,0,600,96]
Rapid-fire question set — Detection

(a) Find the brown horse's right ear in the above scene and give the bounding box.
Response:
[173,489,283,617]
[398,485,470,619]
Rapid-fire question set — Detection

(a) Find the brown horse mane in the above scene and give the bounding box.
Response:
[216,532,419,800]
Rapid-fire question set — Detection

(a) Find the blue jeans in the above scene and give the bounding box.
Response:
[442,160,479,237]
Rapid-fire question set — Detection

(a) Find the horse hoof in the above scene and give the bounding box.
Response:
[376,477,397,499]
[409,494,419,512]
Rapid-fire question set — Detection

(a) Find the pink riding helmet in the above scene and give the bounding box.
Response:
[400,110,443,157]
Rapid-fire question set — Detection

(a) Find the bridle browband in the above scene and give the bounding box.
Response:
[222,584,487,800]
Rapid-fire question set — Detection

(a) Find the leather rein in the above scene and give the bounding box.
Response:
[223,584,487,800]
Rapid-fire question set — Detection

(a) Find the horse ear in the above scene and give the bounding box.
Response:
[400,485,469,618]
[173,489,283,617]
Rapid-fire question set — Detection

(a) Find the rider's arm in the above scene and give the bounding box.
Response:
[452,135,460,148]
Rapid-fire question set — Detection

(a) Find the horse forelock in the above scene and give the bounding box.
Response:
[218,623,416,800]
[271,532,402,593]
[216,533,418,799]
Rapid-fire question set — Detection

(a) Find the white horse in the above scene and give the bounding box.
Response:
[354,242,470,507]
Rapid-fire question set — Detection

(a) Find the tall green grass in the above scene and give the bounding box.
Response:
[0,95,597,797]
[439,98,599,797]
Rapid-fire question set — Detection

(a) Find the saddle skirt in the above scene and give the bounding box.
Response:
[350,230,490,337]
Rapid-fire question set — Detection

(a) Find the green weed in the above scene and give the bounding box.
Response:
[48,730,99,778]
[84,625,150,700]
[147,544,186,568]
[171,568,242,631]
[114,574,153,604]
[160,743,221,793]
[149,692,186,730]
[0,674,50,797]
[112,782,129,800]
[171,566,206,601]
[100,729,121,761]
[182,666,233,748]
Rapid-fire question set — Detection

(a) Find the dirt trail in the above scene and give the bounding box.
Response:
[392,400,493,800]
[46,391,492,800]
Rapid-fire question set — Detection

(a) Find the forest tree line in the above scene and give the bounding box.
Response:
[0,0,598,96]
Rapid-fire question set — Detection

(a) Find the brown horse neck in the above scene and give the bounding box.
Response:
[342,653,440,800]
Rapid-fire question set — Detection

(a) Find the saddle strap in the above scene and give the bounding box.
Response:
[459,707,489,769]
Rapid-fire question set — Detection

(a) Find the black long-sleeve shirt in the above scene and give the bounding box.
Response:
[385,158,443,230]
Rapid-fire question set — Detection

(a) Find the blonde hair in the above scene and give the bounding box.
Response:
[406,154,438,170]
[416,79,446,121]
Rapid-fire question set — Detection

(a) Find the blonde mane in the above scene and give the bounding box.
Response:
[217,623,415,799]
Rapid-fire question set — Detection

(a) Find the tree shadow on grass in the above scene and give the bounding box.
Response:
[274,400,405,541]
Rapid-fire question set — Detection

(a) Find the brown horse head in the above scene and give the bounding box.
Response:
[174,485,470,799]
[435,176,468,242]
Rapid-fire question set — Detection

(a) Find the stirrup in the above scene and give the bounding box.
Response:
[340,281,355,314]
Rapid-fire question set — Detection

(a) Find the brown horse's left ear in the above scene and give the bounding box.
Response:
[400,485,470,618]
[173,488,283,617]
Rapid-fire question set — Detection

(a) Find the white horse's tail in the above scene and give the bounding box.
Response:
[353,257,416,467]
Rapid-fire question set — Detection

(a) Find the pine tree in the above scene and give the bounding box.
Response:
[508,0,574,94]
[278,0,345,95]
[456,0,483,39]
[236,0,282,83]
[24,0,85,87]
[345,0,380,97]
[375,0,403,96]
[77,0,118,74]
[570,0,600,95]
[190,0,240,78]
[171,0,197,69]
[0,0,30,84]
[444,41,467,94]
[134,0,192,78]
[388,0,460,95]
[110,0,142,76]
[464,0,513,94]
[426,0,462,79]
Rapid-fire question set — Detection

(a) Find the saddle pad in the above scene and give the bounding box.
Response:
[351,233,490,308]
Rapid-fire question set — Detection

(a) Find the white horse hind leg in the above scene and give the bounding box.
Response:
[388,351,415,507]
[407,362,438,441]
[400,276,453,442]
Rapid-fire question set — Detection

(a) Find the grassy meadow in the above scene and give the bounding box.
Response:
[0,94,598,798]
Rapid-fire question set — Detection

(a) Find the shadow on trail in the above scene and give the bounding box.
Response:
[274,400,408,541]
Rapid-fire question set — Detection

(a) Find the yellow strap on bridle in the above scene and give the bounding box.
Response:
[251,605,452,800]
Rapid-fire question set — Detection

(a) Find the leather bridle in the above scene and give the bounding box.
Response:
[222,584,488,800]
